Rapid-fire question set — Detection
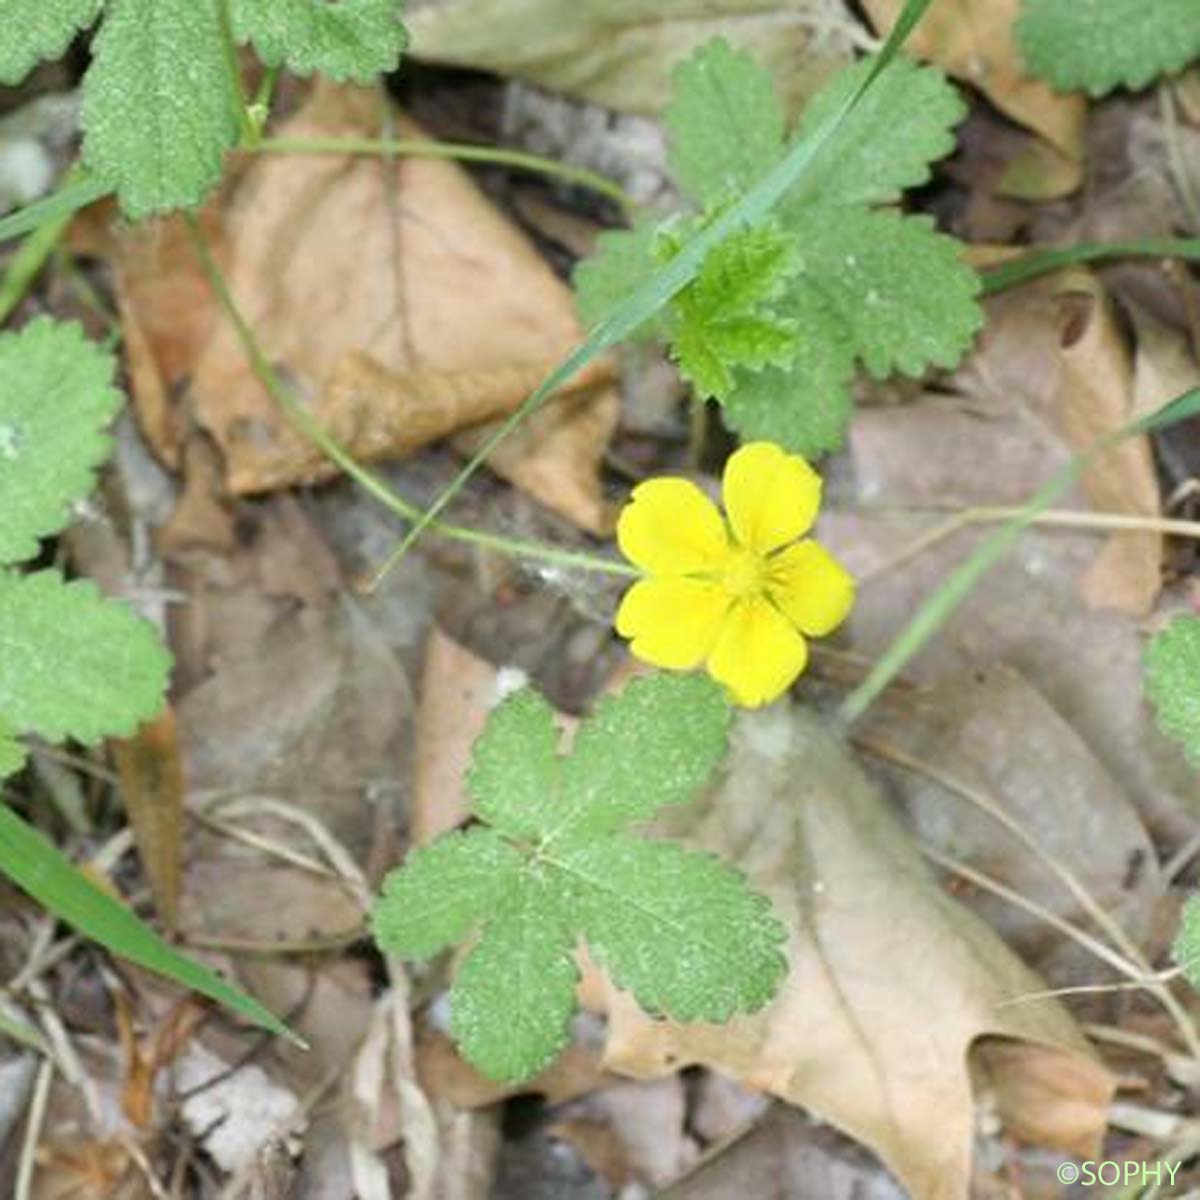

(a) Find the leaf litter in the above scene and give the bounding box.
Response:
[8,1,1200,1196]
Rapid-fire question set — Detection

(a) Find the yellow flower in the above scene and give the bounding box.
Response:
[615,442,854,708]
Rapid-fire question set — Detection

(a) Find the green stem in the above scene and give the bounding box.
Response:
[247,64,281,142]
[838,386,1200,725]
[181,215,635,582]
[379,0,939,572]
[216,0,256,147]
[252,135,636,219]
[981,237,1200,294]
[0,173,111,245]
[0,205,73,325]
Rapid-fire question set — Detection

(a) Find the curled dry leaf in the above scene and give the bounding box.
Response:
[1055,274,1163,615]
[861,0,1085,197]
[111,710,185,934]
[598,707,1113,1200]
[99,83,618,533]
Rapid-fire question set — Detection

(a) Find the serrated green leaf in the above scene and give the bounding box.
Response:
[1018,0,1200,96]
[1175,892,1200,990]
[723,289,856,456]
[790,55,965,208]
[573,224,660,340]
[232,0,408,82]
[787,208,982,379]
[669,222,800,401]
[0,800,297,1043]
[372,828,524,960]
[376,671,786,1082]
[564,837,786,1022]
[467,688,561,840]
[664,37,786,209]
[0,319,123,566]
[0,0,103,85]
[82,0,241,216]
[0,570,171,744]
[555,673,730,840]
[1145,615,1200,765]
[450,881,578,1083]
[0,716,26,781]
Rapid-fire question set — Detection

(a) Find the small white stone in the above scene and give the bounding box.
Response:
[0,139,55,211]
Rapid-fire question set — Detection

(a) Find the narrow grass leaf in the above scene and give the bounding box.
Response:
[0,801,299,1043]
[379,0,938,569]
[839,386,1200,724]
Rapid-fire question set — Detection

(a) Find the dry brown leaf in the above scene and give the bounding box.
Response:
[660,1105,903,1200]
[412,629,506,846]
[598,707,1114,1200]
[111,710,185,933]
[857,663,1164,982]
[862,0,1084,195]
[99,84,617,533]
[416,1031,609,1109]
[187,83,616,532]
[1130,304,1200,420]
[974,1038,1122,1158]
[551,1077,694,1188]
[405,0,853,116]
[1056,275,1163,614]
[823,404,1198,843]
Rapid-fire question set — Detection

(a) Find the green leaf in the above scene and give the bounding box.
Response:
[0,0,103,85]
[572,224,660,340]
[232,0,408,81]
[82,0,241,217]
[722,289,856,456]
[1018,0,1200,96]
[0,717,26,781]
[0,570,171,744]
[0,800,297,1043]
[664,37,786,209]
[566,837,786,1022]
[371,828,524,960]
[790,55,965,208]
[393,0,941,555]
[556,673,730,839]
[1145,614,1200,765]
[1174,892,1200,989]
[0,319,123,566]
[450,881,578,1083]
[466,689,561,841]
[669,222,800,401]
[787,208,982,379]
[374,671,786,1083]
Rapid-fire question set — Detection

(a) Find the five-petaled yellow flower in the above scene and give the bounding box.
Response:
[615,442,854,708]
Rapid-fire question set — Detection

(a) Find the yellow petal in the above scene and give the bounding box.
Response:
[769,539,855,636]
[707,597,808,708]
[722,442,821,555]
[617,478,728,575]
[616,577,730,669]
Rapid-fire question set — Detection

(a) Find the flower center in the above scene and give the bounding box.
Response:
[723,547,767,599]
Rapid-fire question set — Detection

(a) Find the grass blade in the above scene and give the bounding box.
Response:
[0,800,301,1045]
[379,0,939,571]
[839,387,1200,724]
[982,238,1200,294]
[0,173,111,245]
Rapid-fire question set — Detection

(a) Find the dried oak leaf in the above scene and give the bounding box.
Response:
[596,707,1113,1200]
